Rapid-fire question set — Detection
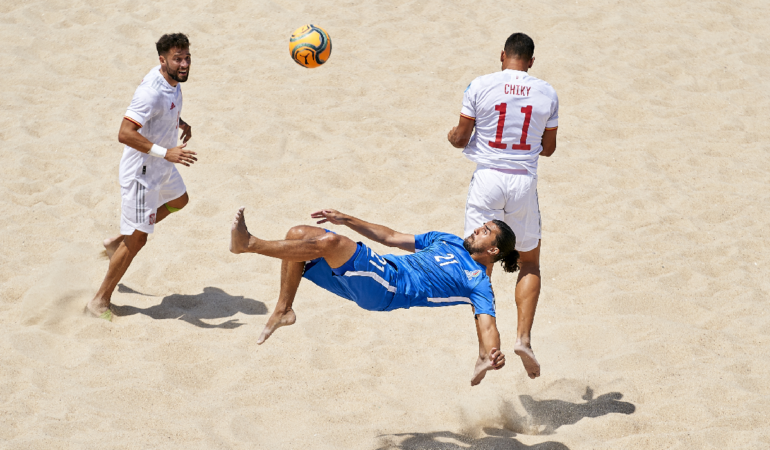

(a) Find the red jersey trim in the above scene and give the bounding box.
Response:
[124,116,143,128]
[545,126,558,130]
[460,113,476,121]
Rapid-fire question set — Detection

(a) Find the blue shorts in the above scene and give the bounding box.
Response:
[302,241,400,311]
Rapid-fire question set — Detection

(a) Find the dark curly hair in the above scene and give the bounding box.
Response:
[504,32,534,61]
[156,33,190,56]
[491,220,520,273]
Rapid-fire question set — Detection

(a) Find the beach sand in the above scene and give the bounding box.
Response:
[1,0,769,448]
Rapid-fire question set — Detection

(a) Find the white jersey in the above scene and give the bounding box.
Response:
[119,65,183,188]
[460,69,558,175]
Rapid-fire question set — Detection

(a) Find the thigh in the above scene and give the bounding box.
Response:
[464,168,506,237]
[120,181,160,235]
[158,166,187,205]
[338,244,398,310]
[503,176,540,252]
[303,244,396,311]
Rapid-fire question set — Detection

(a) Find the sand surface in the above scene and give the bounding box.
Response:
[2,0,770,448]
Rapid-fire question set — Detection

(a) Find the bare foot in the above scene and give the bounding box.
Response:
[85,298,113,321]
[103,235,124,259]
[471,347,505,386]
[257,308,296,344]
[514,340,541,379]
[230,207,252,254]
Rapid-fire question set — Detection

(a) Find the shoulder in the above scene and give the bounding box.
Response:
[432,231,462,244]
[465,72,498,92]
[415,231,461,250]
[134,69,163,96]
[472,275,495,296]
[528,76,558,99]
[471,72,505,88]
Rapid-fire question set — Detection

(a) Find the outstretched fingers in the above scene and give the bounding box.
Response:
[310,211,329,224]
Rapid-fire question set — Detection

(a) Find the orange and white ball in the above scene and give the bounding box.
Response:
[289,24,332,68]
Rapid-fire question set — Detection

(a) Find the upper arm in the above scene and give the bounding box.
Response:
[124,87,158,129]
[474,313,500,353]
[541,89,559,157]
[118,117,142,143]
[541,127,557,157]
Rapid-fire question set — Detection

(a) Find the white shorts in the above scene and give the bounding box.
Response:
[464,165,541,252]
[120,166,186,235]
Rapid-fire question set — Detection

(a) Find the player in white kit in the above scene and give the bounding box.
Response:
[447,33,559,379]
[86,33,198,321]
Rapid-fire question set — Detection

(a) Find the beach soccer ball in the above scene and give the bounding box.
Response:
[289,24,332,68]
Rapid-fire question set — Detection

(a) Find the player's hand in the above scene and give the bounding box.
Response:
[180,120,192,143]
[311,209,348,225]
[490,347,506,370]
[165,142,198,167]
[447,126,457,144]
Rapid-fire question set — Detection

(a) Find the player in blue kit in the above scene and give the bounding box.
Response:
[229,207,520,386]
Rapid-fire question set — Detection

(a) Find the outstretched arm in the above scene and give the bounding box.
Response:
[471,313,506,386]
[311,209,416,253]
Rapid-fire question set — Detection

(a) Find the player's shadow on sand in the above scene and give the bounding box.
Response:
[112,285,267,329]
[513,387,635,435]
[378,431,568,450]
[379,387,634,449]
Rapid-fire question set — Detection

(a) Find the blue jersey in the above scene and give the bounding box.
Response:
[384,232,496,316]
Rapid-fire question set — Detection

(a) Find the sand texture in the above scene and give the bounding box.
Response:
[2,0,770,448]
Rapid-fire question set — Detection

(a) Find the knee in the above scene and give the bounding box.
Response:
[124,233,147,254]
[286,225,314,240]
[319,232,343,249]
[169,192,189,210]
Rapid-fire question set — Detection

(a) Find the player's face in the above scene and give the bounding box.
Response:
[161,47,191,83]
[463,222,500,255]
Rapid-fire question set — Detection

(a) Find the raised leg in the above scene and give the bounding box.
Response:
[513,240,541,379]
[102,193,188,259]
[88,231,148,320]
[229,207,356,267]
[155,192,189,224]
[229,207,357,344]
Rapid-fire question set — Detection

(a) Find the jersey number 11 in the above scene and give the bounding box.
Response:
[489,103,532,151]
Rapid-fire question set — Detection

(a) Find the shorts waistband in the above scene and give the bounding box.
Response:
[490,167,528,175]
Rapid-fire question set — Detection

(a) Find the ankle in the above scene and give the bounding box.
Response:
[516,336,531,347]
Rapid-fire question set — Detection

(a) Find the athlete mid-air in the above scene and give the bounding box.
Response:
[229,207,520,386]
[447,32,560,379]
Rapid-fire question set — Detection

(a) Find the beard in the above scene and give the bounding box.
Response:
[168,68,189,83]
[164,62,189,83]
[463,234,482,255]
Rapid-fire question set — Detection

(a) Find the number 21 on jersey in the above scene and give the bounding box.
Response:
[434,253,459,267]
[489,103,532,151]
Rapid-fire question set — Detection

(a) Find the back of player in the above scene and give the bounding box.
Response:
[461,69,558,175]
[446,32,560,379]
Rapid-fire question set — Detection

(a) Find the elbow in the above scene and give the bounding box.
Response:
[541,146,556,157]
[118,129,128,145]
[451,140,468,150]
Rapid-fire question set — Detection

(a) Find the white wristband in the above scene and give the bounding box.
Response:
[149,144,168,158]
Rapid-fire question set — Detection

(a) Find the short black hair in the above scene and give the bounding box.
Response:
[156,33,190,56]
[504,32,535,61]
[491,220,520,273]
